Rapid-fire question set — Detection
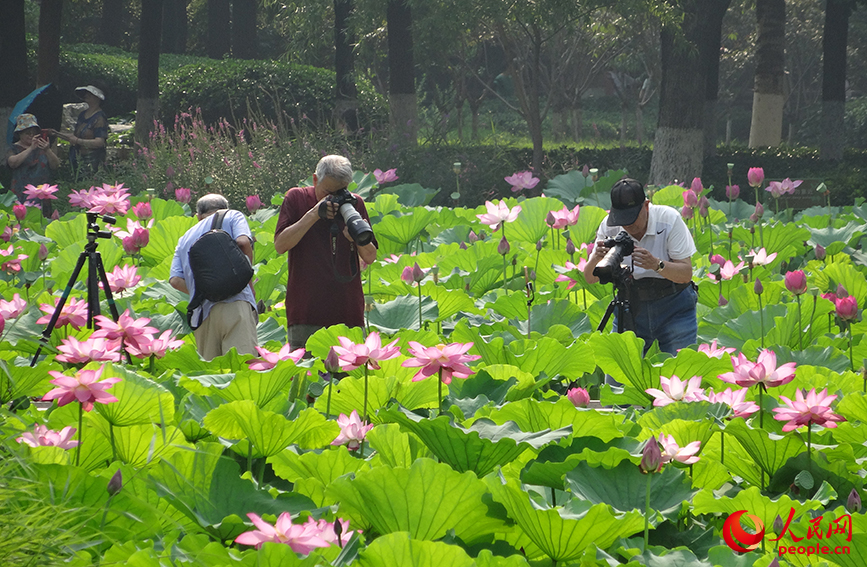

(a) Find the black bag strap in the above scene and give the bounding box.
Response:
[210,209,228,231]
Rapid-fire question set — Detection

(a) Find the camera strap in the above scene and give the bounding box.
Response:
[329,221,359,284]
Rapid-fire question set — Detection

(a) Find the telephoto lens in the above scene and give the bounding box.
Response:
[326,188,374,246]
[593,230,634,285]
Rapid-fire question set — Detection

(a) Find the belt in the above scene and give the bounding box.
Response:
[631,278,691,303]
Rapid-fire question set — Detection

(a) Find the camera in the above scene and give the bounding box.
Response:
[318,188,374,246]
[593,230,635,285]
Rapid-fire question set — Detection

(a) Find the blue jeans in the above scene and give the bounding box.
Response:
[614,284,698,355]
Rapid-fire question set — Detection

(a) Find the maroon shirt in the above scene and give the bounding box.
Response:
[274,186,376,328]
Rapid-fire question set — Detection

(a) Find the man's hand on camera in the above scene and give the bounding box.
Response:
[342,225,353,242]
[631,247,659,271]
[593,241,610,261]
[315,197,340,220]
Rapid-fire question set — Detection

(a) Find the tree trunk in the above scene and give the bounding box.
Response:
[231,0,257,59]
[100,0,124,48]
[649,3,705,186]
[162,0,188,54]
[572,105,583,142]
[207,0,230,59]
[820,0,851,161]
[700,0,731,157]
[136,0,163,144]
[334,0,358,134]
[748,0,786,148]
[37,0,63,86]
[387,0,417,146]
[0,0,29,160]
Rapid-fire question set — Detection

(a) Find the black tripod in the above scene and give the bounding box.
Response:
[31,212,121,366]
[597,272,635,334]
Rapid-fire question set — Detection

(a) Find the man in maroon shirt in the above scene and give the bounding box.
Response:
[274,155,378,350]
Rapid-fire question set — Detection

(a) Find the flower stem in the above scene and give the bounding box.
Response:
[363,364,370,422]
[758,292,765,349]
[110,423,116,462]
[502,253,508,294]
[807,425,812,475]
[796,294,803,350]
[848,324,854,372]
[758,385,764,429]
[417,284,423,330]
[437,368,443,416]
[76,403,83,467]
[643,472,652,548]
[326,378,333,420]
[720,430,725,465]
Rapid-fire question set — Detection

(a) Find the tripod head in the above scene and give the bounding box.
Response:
[86,212,116,242]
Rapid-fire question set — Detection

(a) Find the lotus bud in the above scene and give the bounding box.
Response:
[529,270,536,281]
[38,243,48,261]
[837,284,848,298]
[545,211,557,228]
[175,187,191,204]
[847,488,861,513]
[498,236,510,256]
[565,238,576,255]
[333,518,344,548]
[718,295,728,307]
[773,514,784,534]
[324,347,341,373]
[468,230,479,244]
[166,165,175,178]
[107,470,123,496]
[754,278,763,295]
[747,167,765,188]
[815,244,826,260]
[768,557,780,567]
[640,438,662,474]
[681,206,694,220]
[13,203,26,221]
[582,165,590,177]
[51,210,59,221]
[784,270,807,295]
[836,296,858,322]
[710,254,726,267]
[683,190,698,208]
[567,387,590,408]
[750,202,763,222]
[536,240,543,251]
[691,177,703,193]
[459,242,467,250]
[725,185,740,200]
[246,195,262,214]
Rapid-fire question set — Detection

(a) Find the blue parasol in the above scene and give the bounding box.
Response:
[7,84,53,145]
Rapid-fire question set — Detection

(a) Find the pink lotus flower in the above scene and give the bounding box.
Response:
[92,309,160,350]
[726,185,740,200]
[683,189,698,208]
[55,336,122,364]
[382,254,402,264]
[747,248,777,266]
[815,244,826,260]
[402,341,480,384]
[105,264,141,294]
[125,329,185,358]
[23,183,58,201]
[16,424,79,449]
[302,517,356,548]
[567,387,590,407]
[331,410,374,450]
[175,187,192,204]
[235,512,331,553]
[13,202,26,220]
[0,245,28,273]
[43,365,121,412]
[554,259,588,291]
[749,202,764,222]
[709,254,726,268]
[835,295,858,321]
[548,205,581,228]
[333,331,400,371]
[719,260,745,281]
[697,339,736,359]
[247,344,306,371]
[705,387,759,418]
[37,297,88,329]
[645,375,705,406]
[766,178,802,199]
[246,195,262,213]
[504,171,540,192]
[476,200,522,231]
[0,293,27,319]
[658,434,701,465]
[115,218,151,255]
[772,388,845,432]
[89,185,131,215]
[784,270,807,295]
[690,177,703,193]
[131,201,153,221]
[68,187,98,209]
[401,262,426,285]
[719,350,795,389]
[373,168,399,184]
[747,167,764,188]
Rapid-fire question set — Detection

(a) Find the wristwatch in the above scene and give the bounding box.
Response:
[656,260,665,272]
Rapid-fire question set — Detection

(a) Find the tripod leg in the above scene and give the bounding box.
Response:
[93,252,121,321]
[31,251,89,366]
[87,250,100,328]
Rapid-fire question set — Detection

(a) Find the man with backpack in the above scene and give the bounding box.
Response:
[170,194,257,360]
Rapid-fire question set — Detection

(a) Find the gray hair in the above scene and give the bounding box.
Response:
[196,194,229,216]
[315,155,353,186]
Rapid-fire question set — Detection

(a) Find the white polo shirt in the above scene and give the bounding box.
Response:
[595,203,696,281]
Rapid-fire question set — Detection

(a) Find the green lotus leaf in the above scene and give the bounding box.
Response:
[151,443,315,540]
[381,405,571,476]
[837,392,867,423]
[140,279,191,309]
[149,198,185,221]
[507,197,564,245]
[140,216,196,267]
[220,366,297,407]
[328,458,506,544]
[659,349,736,386]
[356,532,473,567]
[367,294,438,333]
[268,446,369,486]
[507,299,592,339]
[437,239,499,274]
[691,458,733,491]
[588,331,655,397]
[51,238,123,278]
[90,418,192,468]
[0,358,56,403]
[204,400,338,456]
[544,170,592,207]
[814,261,867,308]
[313,375,399,420]
[305,324,365,361]
[521,436,642,489]
[724,418,806,477]
[565,461,696,524]
[485,398,626,441]
[254,259,287,304]
[366,423,433,468]
[699,304,788,352]
[44,214,86,249]
[732,221,811,259]
[375,208,438,247]
[506,336,597,383]
[417,282,479,322]
[93,363,175,427]
[243,541,312,567]
[377,183,439,207]
[486,475,644,562]
[692,486,824,536]
[369,192,401,217]
[640,418,718,453]
[637,402,731,431]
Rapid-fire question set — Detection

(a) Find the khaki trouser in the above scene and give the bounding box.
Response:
[194,300,258,361]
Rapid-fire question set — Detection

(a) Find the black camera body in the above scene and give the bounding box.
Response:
[319,188,374,246]
[593,230,635,286]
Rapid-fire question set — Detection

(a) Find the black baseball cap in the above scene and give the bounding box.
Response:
[607,178,647,226]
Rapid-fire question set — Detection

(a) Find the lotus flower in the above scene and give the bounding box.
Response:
[175,187,192,204]
[836,295,858,322]
[37,297,88,329]
[23,183,58,201]
[246,195,262,213]
[748,247,777,266]
[247,344,306,371]
[784,270,807,295]
[373,168,399,184]
[747,167,764,188]
[302,517,356,547]
[16,424,79,449]
[658,434,701,465]
[772,388,845,432]
[125,329,185,358]
[89,185,131,215]
[0,293,27,320]
[333,331,400,371]
[402,341,480,384]
[690,177,703,193]
[696,339,735,359]
[705,387,759,419]
[131,201,153,221]
[645,375,705,406]
[91,309,160,349]
[43,366,120,412]
[710,260,744,281]
[115,218,151,255]
[235,512,331,553]
[719,350,795,389]
[554,259,588,291]
[681,206,694,220]
[105,264,141,294]
[476,200,521,231]
[567,387,590,407]
[548,205,581,229]
[766,178,802,199]
[55,336,122,364]
[0,245,28,273]
[400,262,426,285]
[13,203,26,220]
[725,185,740,200]
[504,171,540,192]
[331,410,374,451]
[683,189,698,208]
[750,202,764,222]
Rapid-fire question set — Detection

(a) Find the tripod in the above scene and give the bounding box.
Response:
[597,273,635,334]
[31,213,121,366]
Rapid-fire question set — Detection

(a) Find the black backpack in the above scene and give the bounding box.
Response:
[186,209,254,330]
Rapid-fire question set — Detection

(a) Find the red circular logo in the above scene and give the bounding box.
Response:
[723,510,765,553]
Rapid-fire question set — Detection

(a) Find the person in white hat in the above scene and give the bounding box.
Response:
[5,113,59,202]
[54,84,108,175]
